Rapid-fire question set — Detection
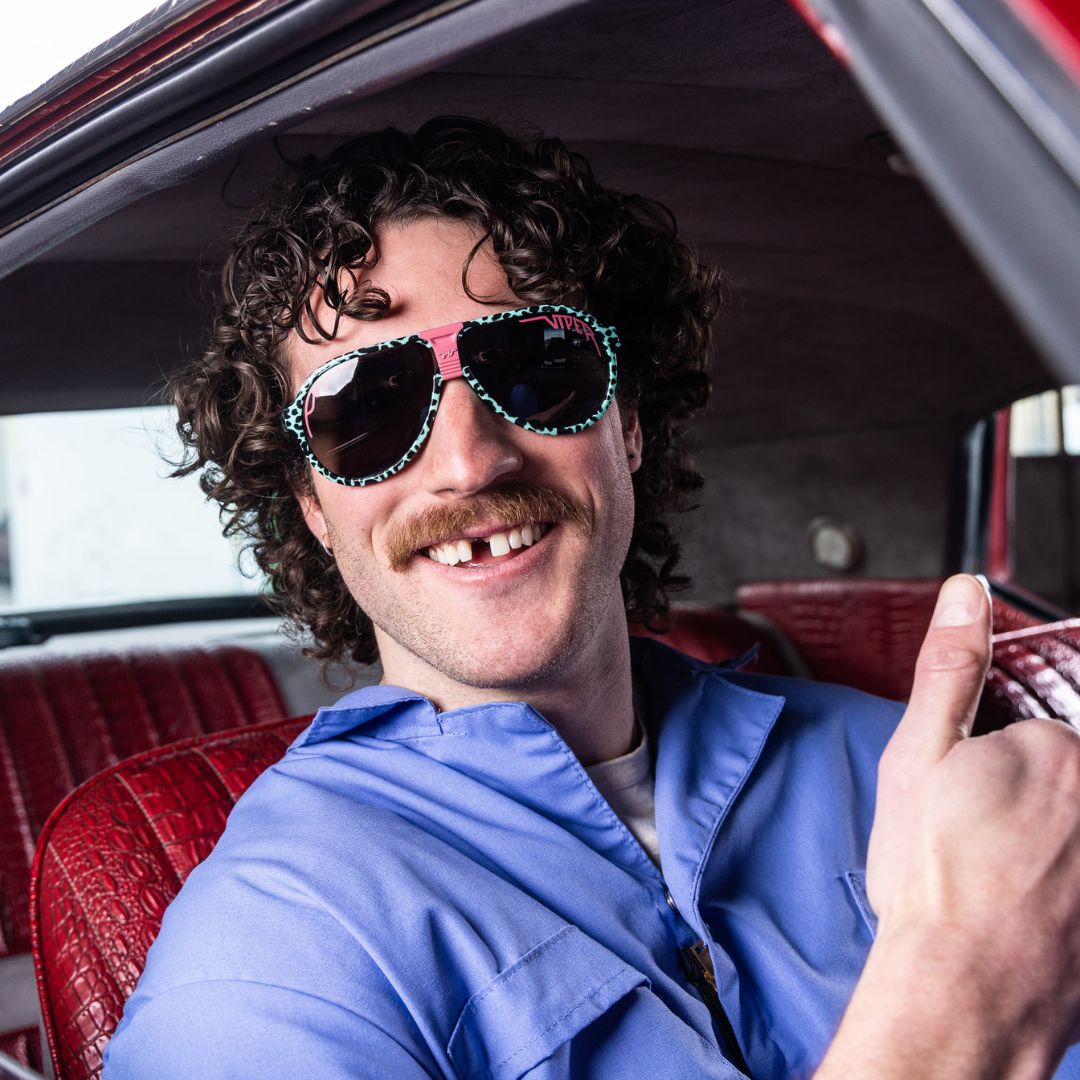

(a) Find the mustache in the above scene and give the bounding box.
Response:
[384,483,592,571]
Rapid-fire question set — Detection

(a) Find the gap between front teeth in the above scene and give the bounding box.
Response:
[427,523,546,565]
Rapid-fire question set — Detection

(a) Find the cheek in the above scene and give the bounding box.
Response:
[595,409,636,481]
[562,420,637,534]
[315,481,383,553]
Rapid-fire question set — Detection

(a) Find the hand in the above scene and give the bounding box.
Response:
[821,575,1080,1078]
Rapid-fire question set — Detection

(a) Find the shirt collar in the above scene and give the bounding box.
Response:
[290,683,434,748]
[634,637,786,924]
[291,639,785,906]
[291,679,565,748]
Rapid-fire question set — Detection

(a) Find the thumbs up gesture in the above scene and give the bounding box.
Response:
[818,575,1080,1078]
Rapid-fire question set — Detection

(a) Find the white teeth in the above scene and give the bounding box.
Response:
[426,524,548,565]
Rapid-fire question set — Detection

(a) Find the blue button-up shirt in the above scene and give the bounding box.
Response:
[104,640,1080,1078]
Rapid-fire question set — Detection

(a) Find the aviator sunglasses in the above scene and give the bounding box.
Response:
[284,304,620,486]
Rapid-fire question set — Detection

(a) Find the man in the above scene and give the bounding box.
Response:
[105,118,1080,1078]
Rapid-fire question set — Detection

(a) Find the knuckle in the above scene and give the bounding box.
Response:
[917,637,986,675]
[1011,717,1080,763]
[1010,716,1077,749]
[1000,719,1080,791]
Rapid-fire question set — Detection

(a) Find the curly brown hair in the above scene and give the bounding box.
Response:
[172,117,723,666]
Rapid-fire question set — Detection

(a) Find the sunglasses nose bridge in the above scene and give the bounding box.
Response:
[426,321,465,382]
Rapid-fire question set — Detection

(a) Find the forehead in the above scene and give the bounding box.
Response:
[285,217,517,390]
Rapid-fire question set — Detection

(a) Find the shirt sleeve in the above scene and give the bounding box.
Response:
[103,979,439,1079]
[1056,1043,1080,1077]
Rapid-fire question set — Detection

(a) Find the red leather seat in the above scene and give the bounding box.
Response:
[734,579,1079,731]
[0,645,289,1071]
[736,578,1042,702]
[32,715,309,1080]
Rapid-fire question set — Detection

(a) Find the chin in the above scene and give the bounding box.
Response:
[428,625,582,692]
[376,601,589,693]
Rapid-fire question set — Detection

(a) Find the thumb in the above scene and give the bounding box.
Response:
[893,575,992,765]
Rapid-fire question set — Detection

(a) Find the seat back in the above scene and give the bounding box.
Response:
[736,578,1043,701]
[736,578,1080,730]
[31,715,308,1080]
[0,644,289,1072]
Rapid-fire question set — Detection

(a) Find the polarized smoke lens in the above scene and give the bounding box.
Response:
[460,315,610,430]
[304,341,434,479]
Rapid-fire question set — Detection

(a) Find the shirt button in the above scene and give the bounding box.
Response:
[664,888,679,915]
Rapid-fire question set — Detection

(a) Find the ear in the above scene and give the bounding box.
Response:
[621,405,643,474]
[295,483,331,551]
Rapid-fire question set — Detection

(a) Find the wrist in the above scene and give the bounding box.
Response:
[818,922,1066,1080]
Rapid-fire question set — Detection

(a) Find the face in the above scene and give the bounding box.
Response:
[290,217,642,697]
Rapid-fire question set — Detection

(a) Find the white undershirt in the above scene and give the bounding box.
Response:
[585,721,661,866]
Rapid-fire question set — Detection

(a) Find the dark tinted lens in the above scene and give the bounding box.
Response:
[460,314,610,429]
[303,341,433,479]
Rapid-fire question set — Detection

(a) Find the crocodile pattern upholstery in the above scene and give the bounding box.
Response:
[981,620,1080,729]
[0,644,288,1071]
[0,645,287,960]
[736,579,1042,702]
[32,716,309,1080]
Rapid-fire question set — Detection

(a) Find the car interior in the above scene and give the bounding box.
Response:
[0,0,1078,1076]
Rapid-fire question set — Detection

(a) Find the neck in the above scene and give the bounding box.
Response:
[375,604,637,767]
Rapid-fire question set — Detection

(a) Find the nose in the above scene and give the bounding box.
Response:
[416,378,524,495]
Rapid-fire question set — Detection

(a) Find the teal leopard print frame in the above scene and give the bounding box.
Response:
[283,304,620,486]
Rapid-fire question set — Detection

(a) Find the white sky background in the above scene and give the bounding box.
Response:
[0,1,156,114]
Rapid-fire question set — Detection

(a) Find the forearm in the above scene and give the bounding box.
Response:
[816,926,1066,1080]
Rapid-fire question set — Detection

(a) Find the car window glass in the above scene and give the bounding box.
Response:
[0,405,262,612]
[1002,385,1080,613]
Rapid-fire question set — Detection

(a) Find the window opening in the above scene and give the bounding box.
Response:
[0,406,263,613]
[993,385,1080,613]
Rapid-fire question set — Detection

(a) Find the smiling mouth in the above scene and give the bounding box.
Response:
[421,522,550,567]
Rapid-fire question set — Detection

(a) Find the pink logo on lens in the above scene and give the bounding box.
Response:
[521,313,598,348]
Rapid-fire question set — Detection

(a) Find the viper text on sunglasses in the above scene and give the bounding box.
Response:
[283,304,619,486]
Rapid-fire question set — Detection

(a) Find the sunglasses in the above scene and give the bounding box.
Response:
[284,304,620,486]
